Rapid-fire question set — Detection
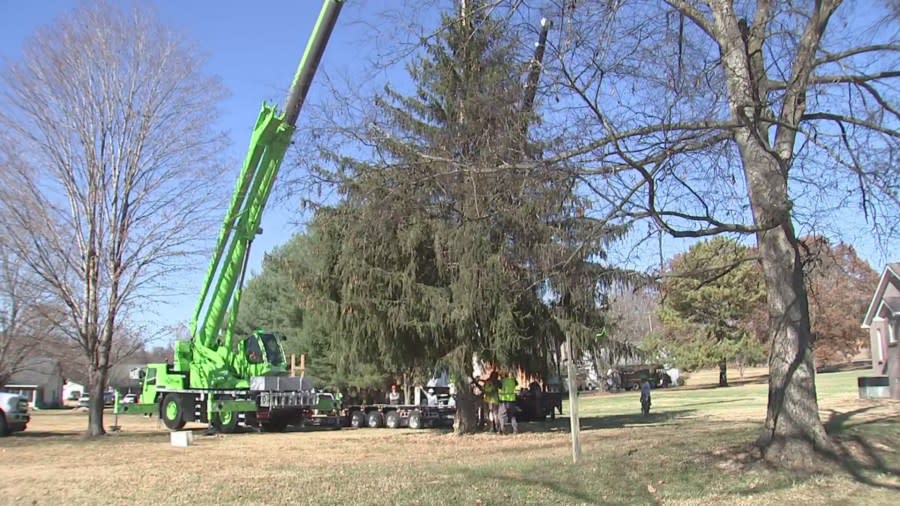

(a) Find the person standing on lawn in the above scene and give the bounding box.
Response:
[499,371,519,434]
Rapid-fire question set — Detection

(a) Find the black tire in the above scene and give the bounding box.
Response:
[408,410,423,430]
[366,410,384,428]
[0,411,8,437]
[211,410,239,433]
[161,394,186,431]
[350,410,366,428]
[384,410,400,429]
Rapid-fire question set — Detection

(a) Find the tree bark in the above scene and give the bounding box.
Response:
[754,227,832,464]
[87,364,106,437]
[453,383,479,434]
[718,359,728,387]
[705,0,837,465]
[734,112,832,466]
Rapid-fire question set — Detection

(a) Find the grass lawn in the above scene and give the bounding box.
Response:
[1,369,897,505]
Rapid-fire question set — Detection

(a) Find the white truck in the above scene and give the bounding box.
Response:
[0,392,30,436]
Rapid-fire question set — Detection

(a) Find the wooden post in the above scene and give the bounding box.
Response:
[566,336,581,463]
[300,354,306,379]
[290,354,296,377]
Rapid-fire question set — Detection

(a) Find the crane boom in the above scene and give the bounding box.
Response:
[190,0,344,354]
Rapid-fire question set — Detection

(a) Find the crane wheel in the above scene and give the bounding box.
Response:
[161,394,186,430]
[212,410,239,433]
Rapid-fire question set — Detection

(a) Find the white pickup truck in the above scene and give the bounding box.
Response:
[0,392,30,436]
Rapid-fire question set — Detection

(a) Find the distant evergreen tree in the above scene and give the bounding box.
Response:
[656,237,767,386]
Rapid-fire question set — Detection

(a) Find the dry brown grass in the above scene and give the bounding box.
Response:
[1,370,897,505]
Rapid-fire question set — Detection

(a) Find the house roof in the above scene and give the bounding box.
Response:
[5,357,62,387]
[861,263,900,327]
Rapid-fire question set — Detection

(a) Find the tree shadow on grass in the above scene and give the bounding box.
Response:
[674,375,769,391]
[822,406,900,491]
[2,430,84,439]
[707,405,900,492]
[518,409,697,434]
[666,398,754,410]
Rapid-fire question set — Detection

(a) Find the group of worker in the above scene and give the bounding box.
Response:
[477,370,519,434]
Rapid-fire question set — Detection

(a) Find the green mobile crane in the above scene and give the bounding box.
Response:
[115,0,344,433]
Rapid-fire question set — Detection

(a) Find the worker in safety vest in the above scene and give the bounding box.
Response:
[498,372,519,434]
[481,371,501,432]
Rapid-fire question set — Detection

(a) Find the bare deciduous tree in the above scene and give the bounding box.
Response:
[0,3,228,436]
[0,251,61,386]
[542,0,899,465]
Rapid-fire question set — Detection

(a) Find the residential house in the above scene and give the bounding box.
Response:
[860,262,900,399]
[63,380,85,403]
[2,357,65,408]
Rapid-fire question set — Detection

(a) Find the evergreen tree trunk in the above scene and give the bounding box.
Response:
[453,386,479,435]
[718,359,728,387]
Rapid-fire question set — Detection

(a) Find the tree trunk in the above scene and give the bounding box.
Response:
[718,359,728,387]
[755,234,832,464]
[708,1,835,466]
[87,365,106,437]
[735,138,832,465]
[453,384,479,434]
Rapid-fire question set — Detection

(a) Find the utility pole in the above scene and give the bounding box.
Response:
[566,336,581,463]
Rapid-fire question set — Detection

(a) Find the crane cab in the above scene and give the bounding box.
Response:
[237,331,289,377]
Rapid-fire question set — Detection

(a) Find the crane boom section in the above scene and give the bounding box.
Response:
[189,0,344,353]
[190,107,293,350]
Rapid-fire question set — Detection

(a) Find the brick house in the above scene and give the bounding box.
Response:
[860,262,900,399]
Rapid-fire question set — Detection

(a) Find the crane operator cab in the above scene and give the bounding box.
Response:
[238,331,289,376]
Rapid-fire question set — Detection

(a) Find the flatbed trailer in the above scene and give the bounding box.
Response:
[343,403,455,429]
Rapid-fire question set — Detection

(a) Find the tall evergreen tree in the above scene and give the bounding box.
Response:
[297,2,623,432]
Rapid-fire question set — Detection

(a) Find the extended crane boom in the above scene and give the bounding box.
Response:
[191,0,344,359]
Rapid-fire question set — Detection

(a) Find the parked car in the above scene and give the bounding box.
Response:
[0,392,29,436]
[103,391,115,406]
[120,393,138,404]
[78,394,90,408]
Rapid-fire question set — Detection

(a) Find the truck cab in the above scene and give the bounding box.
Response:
[0,392,30,436]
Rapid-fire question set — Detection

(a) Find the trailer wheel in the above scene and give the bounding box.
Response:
[161,394,185,430]
[350,410,366,428]
[384,410,400,429]
[211,410,239,433]
[366,410,384,428]
[408,410,423,430]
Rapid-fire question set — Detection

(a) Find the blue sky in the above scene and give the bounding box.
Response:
[0,0,415,339]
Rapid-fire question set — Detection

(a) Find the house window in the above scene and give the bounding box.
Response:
[890,320,898,345]
[874,329,883,362]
